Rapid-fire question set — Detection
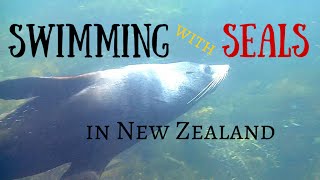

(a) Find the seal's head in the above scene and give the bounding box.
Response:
[119,62,229,116]
[143,62,230,105]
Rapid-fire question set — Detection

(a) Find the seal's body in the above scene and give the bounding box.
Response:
[0,62,229,179]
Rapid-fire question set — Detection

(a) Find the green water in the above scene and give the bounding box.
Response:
[1,0,320,179]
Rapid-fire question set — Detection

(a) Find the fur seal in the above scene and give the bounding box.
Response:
[0,62,229,179]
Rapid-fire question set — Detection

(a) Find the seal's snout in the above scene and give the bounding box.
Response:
[187,64,229,105]
[210,64,229,78]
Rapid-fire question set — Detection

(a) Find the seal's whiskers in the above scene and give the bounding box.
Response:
[187,72,227,104]
[187,79,215,104]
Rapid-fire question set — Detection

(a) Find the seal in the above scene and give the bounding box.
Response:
[0,62,229,179]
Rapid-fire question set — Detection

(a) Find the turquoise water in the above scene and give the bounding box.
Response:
[1,0,320,179]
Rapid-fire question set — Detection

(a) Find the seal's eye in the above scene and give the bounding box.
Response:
[186,71,194,74]
[203,65,212,74]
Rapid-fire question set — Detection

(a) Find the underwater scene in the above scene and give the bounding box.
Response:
[0,0,320,179]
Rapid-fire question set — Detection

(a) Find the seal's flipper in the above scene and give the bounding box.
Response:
[61,157,110,180]
[0,76,94,100]
[62,170,100,180]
